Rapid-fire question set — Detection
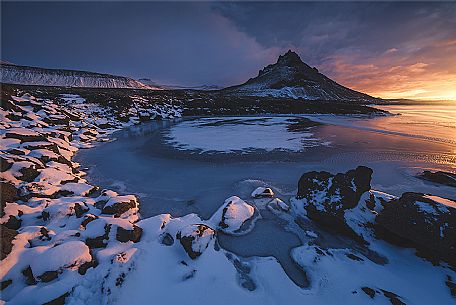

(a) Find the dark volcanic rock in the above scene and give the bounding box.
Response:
[1,182,18,217]
[42,292,69,305]
[1,156,13,172]
[5,130,46,143]
[4,215,22,230]
[296,166,373,241]
[85,224,111,249]
[176,224,215,259]
[38,270,59,283]
[18,164,41,182]
[1,224,17,260]
[361,286,376,298]
[419,170,456,187]
[375,192,456,266]
[116,225,143,243]
[101,197,137,217]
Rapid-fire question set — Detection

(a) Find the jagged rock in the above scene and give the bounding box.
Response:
[380,289,406,305]
[176,224,215,259]
[18,164,42,182]
[4,215,22,230]
[419,170,456,187]
[38,271,59,282]
[74,202,89,218]
[78,251,98,275]
[1,156,13,172]
[101,195,138,217]
[80,214,98,228]
[85,224,111,249]
[22,266,37,285]
[1,224,17,260]
[361,286,376,298]
[0,279,12,291]
[160,232,174,246]
[251,187,274,198]
[4,129,46,143]
[1,182,18,216]
[116,225,143,243]
[295,166,373,241]
[375,192,456,266]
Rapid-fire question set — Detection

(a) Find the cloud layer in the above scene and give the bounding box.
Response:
[2,2,455,99]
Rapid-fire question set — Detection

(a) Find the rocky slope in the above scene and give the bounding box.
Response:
[0,63,154,89]
[224,50,376,102]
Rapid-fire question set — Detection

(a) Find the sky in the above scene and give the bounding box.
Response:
[2,1,456,100]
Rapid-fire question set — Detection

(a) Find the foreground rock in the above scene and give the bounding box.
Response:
[176,224,215,259]
[0,89,180,304]
[1,225,17,260]
[375,192,456,266]
[419,170,456,187]
[294,166,373,241]
[210,196,256,235]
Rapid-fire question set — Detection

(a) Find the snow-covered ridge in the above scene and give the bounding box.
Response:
[0,63,156,89]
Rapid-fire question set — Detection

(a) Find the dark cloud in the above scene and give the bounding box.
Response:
[2,1,456,98]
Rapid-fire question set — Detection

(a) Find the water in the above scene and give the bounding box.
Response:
[76,103,456,287]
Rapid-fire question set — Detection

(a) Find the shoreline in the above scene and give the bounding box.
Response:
[1,88,456,304]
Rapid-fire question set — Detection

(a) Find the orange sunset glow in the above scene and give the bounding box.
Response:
[323,39,456,101]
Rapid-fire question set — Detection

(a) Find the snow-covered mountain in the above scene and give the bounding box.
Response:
[138,78,222,91]
[225,50,376,101]
[0,63,155,89]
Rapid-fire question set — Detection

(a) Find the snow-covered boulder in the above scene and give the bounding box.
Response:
[101,194,139,217]
[251,187,274,198]
[116,224,143,243]
[176,224,215,259]
[375,192,456,266]
[29,241,91,281]
[210,196,255,234]
[293,166,373,241]
[267,198,290,212]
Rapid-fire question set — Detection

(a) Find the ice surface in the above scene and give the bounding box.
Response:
[164,117,324,153]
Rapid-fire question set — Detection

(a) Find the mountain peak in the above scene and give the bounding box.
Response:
[277,50,303,66]
[225,50,375,102]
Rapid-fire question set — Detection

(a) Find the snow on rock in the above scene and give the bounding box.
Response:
[267,197,290,212]
[176,224,216,259]
[375,192,456,266]
[0,89,181,304]
[224,50,376,102]
[0,63,154,89]
[29,241,91,279]
[101,194,139,218]
[251,187,275,198]
[210,196,256,235]
[293,166,373,241]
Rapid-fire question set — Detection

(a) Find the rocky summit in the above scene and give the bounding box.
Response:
[224,50,376,102]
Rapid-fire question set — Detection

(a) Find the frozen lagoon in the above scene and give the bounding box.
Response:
[76,105,456,287]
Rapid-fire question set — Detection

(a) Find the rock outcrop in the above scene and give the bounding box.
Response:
[375,192,456,266]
